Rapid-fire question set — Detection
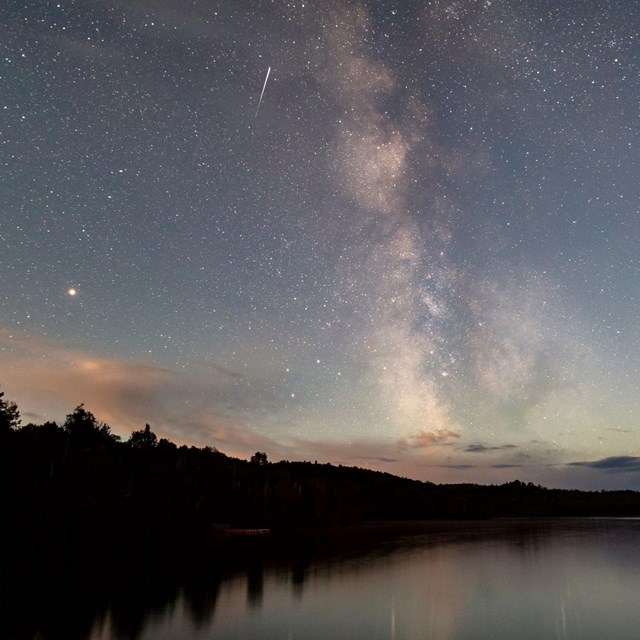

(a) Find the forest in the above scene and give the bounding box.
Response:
[3,389,640,550]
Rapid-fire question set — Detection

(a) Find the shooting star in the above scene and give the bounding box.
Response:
[255,66,271,117]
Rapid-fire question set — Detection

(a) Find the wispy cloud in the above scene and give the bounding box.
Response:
[432,464,475,470]
[0,328,279,457]
[352,456,399,464]
[399,429,461,450]
[0,327,458,469]
[464,443,518,453]
[568,456,640,473]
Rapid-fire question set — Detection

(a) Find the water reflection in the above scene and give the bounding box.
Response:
[3,519,640,639]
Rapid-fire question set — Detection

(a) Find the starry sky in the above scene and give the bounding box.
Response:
[2,0,639,489]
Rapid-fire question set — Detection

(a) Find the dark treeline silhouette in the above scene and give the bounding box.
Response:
[3,390,640,550]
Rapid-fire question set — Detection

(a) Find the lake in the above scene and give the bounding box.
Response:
[3,519,640,639]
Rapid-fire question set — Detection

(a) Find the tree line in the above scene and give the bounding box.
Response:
[2,389,640,549]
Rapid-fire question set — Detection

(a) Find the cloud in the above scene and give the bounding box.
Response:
[431,464,475,470]
[0,327,454,469]
[464,443,518,453]
[0,328,281,457]
[5,326,638,490]
[399,429,461,450]
[567,456,640,473]
[352,456,399,464]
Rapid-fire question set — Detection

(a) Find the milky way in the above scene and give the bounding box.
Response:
[2,0,639,488]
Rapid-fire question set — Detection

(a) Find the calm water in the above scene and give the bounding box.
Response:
[5,519,640,639]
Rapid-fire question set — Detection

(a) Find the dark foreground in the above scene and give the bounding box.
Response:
[4,402,640,551]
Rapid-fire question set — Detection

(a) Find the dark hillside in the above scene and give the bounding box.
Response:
[2,394,640,549]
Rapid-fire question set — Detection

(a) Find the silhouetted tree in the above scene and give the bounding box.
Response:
[250,452,268,466]
[0,390,20,431]
[129,424,158,449]
[63,404,115,446]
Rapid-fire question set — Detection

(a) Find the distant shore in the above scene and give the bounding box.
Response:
[3,398,640,551]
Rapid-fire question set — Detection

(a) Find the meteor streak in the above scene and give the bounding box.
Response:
[255,66,271,117]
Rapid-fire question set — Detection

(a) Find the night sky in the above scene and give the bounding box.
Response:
[2,0,639,489]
